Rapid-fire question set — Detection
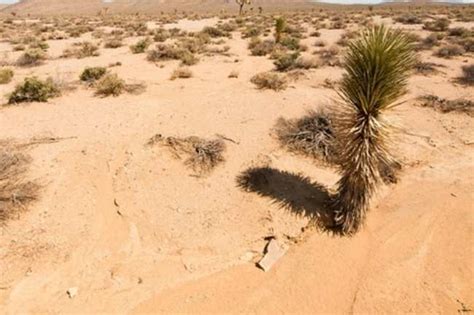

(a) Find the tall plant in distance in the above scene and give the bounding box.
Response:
[236,0,251,16]
[333,25,415,235]
[275,17,286,44]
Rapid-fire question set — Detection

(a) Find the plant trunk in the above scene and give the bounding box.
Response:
[333,112,391,235]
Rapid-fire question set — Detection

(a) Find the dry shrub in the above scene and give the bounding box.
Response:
[130,38,151,54]
[418,95,474,116]
[0,68,14,84]
[274,111,336,164]
[62,42,99,59]
[8,77,60,104]
[153,28,171,42]
[95,73,125,97]
[414,61,443,76]
[16,48,46,67]
[79,67,107,83]
[249,37,275,56]
[316,46,340,66]
[104,38,123,49]
[435,44,465,58]
[0,148,40,223]
[423,18,450,32]
[459,64,474,86]
[250,72,288,91]
[148,135,226,174]
[147,43,198,66]
[170,67,192,80]
[274,52,299,72]
[394,14,423,25]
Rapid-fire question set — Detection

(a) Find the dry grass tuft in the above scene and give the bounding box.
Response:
[274,111,336,164]
[94,73,125,97]
[414,61,444,76]
[0,147,40,223]
[16,48,47,67]
[148,135,226,175]
[170,67,193,80]
[251,72,287,91]
[418,95,474,116]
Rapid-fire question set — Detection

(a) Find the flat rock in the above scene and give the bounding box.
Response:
[257,239,287,272]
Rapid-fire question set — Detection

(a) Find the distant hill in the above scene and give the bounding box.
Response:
[1,0,471,16]
[1,0,312,15]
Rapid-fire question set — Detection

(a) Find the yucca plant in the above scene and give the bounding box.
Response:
[236,0,251,16]
[275,17,286,44]
[333,25,415,235]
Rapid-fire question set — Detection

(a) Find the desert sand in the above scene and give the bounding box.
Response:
[0,3,473,314]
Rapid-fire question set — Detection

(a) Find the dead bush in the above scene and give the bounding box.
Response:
[435,44,465,58]
[458,64,474,86]
[316,46,340,67]
[104,38,123,49]
[423,18,450,32]
[251,72,288,91]
[94,73,125,97]
[249,37,275,56]
[274,110,336,164]
[394,14,423,25]
[418,95,474,116]
[62,42,100,59]
[414,61,443,76]
[16,48,46,67]
[170,67,193,80]
[147,135,226,174]
[0,148,40,223]
[147,43,199,66]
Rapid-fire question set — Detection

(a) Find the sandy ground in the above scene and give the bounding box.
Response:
[0,16,473,314]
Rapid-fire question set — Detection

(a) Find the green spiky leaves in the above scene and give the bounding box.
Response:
[333,25,416,235]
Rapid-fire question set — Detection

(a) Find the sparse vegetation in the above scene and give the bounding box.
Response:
[80,67,107,83]
[251,72,288,91]
[0,148,40,223]
[423,18,450,32]
[274,111,336,163]
[130,38,151,54]
[418,95,473,116]
[170,67,193,80]
[148,135,226,174]
[94,73,125,97]
[8,77,60,104]
[16,48,46,67]
[458,64,474,86]
[0,68,14,84]
[435,44,465,58]
[62,42,100,59]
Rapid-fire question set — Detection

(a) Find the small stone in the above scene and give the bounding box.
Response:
[66,287,78,299]
[257,239,287,272]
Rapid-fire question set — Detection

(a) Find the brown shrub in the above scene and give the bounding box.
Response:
[147,135,226,175]
[250,72,288,91]
[0,148,40,223]
[418,95,473,116]
[274,110,336,164]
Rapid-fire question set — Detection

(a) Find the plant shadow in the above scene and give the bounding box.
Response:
[236,166,337,233]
